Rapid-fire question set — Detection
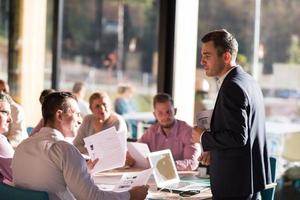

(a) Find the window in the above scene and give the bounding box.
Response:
[0,0,9,81]
[196,0,255,113]
[59,0,160,112]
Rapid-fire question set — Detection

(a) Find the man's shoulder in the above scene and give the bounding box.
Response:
[175,119,192,131]
[111,112,126,124]
[51,140,81,157]
[147,122,161,132]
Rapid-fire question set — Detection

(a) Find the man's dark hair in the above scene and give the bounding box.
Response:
[201,29,238,60]
[39,89,56,104]
[42,92,77,124]
[153,93,174,108]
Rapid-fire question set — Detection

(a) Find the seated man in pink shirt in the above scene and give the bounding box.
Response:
[139,93,201,171]
[0,92,14,182]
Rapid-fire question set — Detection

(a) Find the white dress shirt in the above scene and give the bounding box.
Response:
[12,127,130,200]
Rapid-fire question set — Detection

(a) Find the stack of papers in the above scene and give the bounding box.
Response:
[84,127,127,174]
[95,168,153,192]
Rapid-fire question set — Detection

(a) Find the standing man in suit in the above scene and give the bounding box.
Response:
[192,29,271,200]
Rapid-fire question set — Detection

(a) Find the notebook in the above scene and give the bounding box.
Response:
[148,149,209,193]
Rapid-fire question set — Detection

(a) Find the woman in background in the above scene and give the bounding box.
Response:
[73,92,128,154]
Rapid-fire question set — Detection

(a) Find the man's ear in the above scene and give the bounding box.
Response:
[174,108,177,115]
[223,52,232,63]
[56,110,64,122]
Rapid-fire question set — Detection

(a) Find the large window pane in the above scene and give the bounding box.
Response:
[44,0,54,89]
[196,0,255,113]
[196,0,300,187]
[60,0,159,112]
[260,0,300,165]
[0,0,9,81]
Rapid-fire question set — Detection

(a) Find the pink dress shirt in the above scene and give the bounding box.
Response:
[0,134,14,182]
[139,119,200,171]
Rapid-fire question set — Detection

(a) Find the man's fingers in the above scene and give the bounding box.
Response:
[88,158,99,169]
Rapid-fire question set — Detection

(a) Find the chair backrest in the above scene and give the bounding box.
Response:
[26,127,33,136]
[0,182,49,200]
[282,132,300,161]
[261,156,277,200]
[137,121,151,139]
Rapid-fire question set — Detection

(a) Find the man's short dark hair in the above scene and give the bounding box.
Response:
[153,93,174,108]
[201,29,238,60]
[39,89,56,104]
[42,92,77,124]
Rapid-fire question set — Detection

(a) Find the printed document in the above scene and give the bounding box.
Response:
[196,109,213,130]
[113,168,153,192]
[84,127,126,174]
[95,168,153,192]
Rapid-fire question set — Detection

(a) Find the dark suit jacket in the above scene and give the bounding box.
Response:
[202,66,271,197]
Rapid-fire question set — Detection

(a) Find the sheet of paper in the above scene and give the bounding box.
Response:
[127,142,150,168]
[118,129,127,151]
[84,127,126,173]
[113,168,153,192]
[196,109,213,130]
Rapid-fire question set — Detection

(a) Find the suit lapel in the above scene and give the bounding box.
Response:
[210,66,242,129]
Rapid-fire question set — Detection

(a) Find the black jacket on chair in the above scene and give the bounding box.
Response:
[201,66,271,198]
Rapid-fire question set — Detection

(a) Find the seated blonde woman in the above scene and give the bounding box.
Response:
[73,92,128,155]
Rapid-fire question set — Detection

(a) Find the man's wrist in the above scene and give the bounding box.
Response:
[199,130,205,143]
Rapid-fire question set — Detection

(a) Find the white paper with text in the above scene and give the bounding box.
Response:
[113,168,153,192]
[84,127,126,173]
[196,109,213,130]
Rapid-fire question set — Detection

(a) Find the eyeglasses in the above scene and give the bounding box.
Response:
[0,110,10,116]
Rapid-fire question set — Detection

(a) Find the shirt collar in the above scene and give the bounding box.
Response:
[157,119,179,137]
[40,127,65,141]
[216,66,236,89]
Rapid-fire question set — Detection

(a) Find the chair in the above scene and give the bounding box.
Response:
[261,156,277,200]
[0,182,49,200]
[281,132,300,192]
[26,127,33,136]
[137,121,151,139]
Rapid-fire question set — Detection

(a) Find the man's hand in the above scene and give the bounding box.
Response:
[192,127,206,143]
[87,158,99,174]
[129,185,149,200]
[125,152,136,167]
[198,151,210,166]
